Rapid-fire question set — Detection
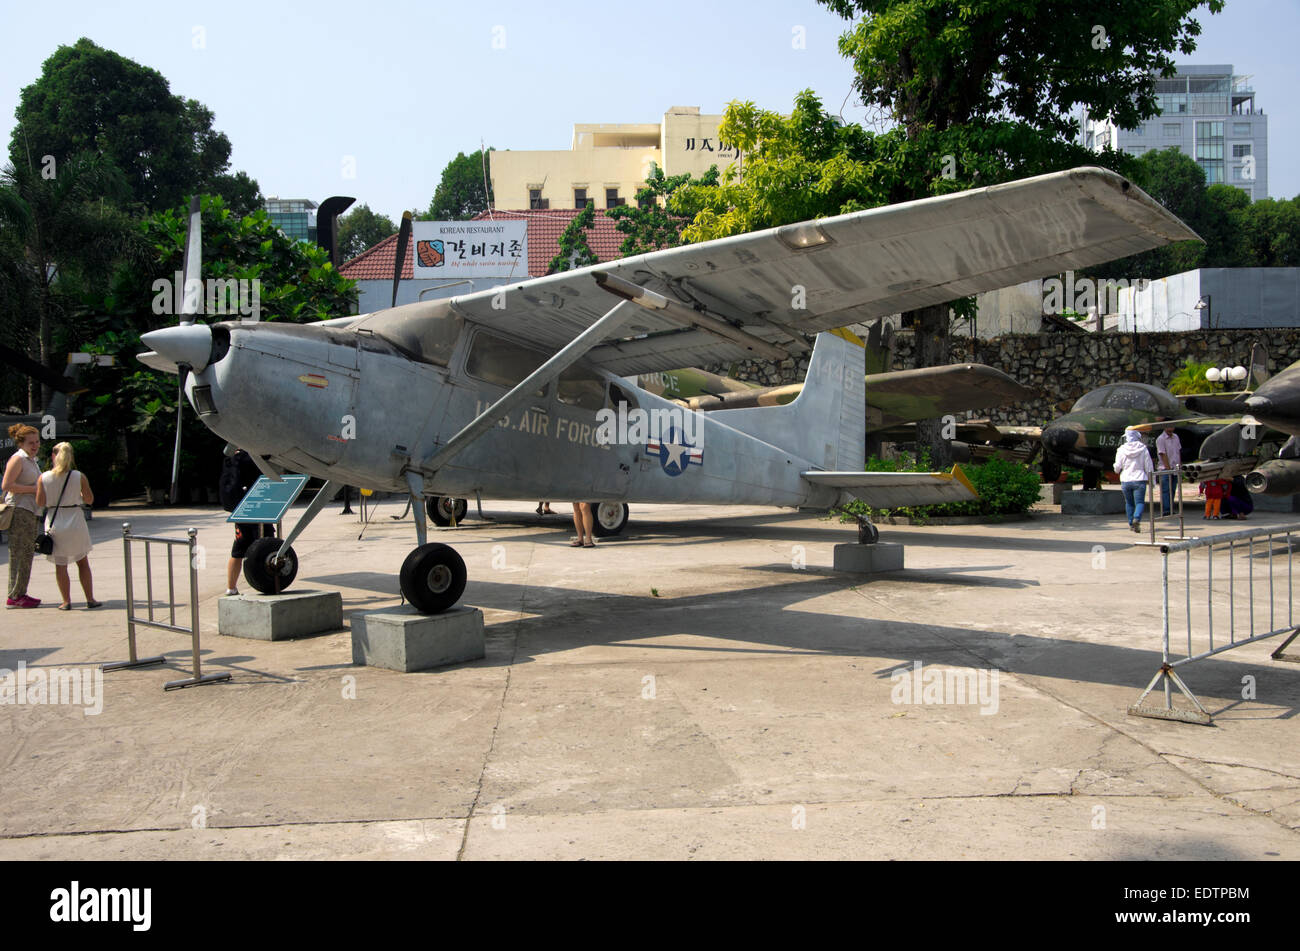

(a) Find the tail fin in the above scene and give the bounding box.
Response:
[710,330,865,469]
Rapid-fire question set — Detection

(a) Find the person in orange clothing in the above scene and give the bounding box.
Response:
[1199,478,1231,519]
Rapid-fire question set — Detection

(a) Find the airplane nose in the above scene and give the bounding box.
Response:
[141,324,214,371]
[1042,425,1079,457]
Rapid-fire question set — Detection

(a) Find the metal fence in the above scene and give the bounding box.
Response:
[102,523,230,691]
[1142,467,1187,542]
[1130,521,1300,724]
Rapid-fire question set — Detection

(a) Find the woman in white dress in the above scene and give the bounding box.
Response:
[34,442,100,610]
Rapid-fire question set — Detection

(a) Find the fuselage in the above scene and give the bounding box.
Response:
[178,316,841,510]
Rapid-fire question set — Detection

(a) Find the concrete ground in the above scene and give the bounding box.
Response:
[2,493,1298,860]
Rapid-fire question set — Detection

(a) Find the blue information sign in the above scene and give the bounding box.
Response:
[227,475,311,524]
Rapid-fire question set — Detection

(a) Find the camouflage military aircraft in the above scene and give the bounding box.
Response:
[138,166,1197,613]
[1044,345,1276,488]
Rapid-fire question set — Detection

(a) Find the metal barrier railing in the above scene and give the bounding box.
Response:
[1144,467,1186,542]
[102,523,230,691]
[1130,521,1300,724]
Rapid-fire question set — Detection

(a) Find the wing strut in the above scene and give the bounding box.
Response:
[417,298,638,474]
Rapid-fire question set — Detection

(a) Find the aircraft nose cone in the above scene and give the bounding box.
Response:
[1042,425,1079,457]
[141,324,214,372]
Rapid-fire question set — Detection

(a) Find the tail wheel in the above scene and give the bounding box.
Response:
[591,502,629,537]
[243,537,298,594]
[427,496,468,527]
[400,543,467,614]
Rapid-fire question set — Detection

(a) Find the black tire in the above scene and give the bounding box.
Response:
[1041,458,1061,483]
[400,543,467,614]
[427,496,468,527]
[1082,466,1101,490]
[590,502,629,537]
[243,537,298,594]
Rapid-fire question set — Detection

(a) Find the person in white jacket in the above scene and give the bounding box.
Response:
[1114,429,1154,532]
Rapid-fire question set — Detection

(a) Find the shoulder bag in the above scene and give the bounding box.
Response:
[34,472,71,556]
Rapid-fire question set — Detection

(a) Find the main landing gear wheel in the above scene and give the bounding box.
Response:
[1082,466,1102,491]
[1042,458,1061,483]
[427,496,468,527]
[591,502,629,537]
[857,518,879,545]
[400,543,467,614]
[243,537,299,594]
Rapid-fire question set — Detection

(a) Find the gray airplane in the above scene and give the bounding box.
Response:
[138,167,1197,613]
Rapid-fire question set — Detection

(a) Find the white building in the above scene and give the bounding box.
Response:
[1084,64,1268,201]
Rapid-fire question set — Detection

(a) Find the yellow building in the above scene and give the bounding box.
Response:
[490,106,741,211]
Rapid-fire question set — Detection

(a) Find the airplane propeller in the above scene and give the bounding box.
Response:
[392,211,413,308]
[170,196,203,504]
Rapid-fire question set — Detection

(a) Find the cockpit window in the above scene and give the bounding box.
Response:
[1102,387,1161,412]
[1071,387,1110,411]
[466,331,548,392]
[353,299,463,367]
[557,367,605,411]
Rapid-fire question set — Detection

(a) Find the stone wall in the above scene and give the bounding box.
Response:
[712,328,1300,428]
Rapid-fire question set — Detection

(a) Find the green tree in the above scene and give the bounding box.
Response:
[337,203,397,261]
[423,148,494,220]
[79,195,357,494]
[605,163,719,256]
[548,203,599,273]
[0,151,135,410]
[9,38,256,212]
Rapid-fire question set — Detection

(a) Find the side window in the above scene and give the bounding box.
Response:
[607,382,637,411]
[557,367,605,411]
[465,332,547,395]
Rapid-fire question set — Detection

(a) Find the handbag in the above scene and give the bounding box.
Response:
[34,472,71,556]
[0,499,13,532]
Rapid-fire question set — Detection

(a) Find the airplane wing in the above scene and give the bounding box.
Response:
[442,166,1199,376]
[802,467,978,509]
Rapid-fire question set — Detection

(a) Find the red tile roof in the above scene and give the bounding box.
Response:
[339,208,627,282]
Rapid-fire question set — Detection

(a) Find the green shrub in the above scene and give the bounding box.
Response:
[832,454,1042,524]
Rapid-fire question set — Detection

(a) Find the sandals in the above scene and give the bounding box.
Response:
[570,539,584,547]
[86,600,102,609]
[57,603,72,611]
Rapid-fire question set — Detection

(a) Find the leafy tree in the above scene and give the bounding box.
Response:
[337,203,397,261]
[548,203,599,273]
[423,148,494,220]
[0,151,135,410]
[605,163,718,256]
[78,195,357,494]
[9,38,256,212]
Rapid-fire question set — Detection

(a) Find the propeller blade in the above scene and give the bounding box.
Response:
[317,196,355,266]
[392,211,413,309]
[180,196,202,325]
[170,365,188,504]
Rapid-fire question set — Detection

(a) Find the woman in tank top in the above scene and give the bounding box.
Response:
[35,441,100,610]
[3,424,43,607]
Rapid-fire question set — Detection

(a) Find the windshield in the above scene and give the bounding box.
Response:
[354,299,464,366]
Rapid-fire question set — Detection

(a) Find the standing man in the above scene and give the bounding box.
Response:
[219,448,274,596]
[1155,420,1183,516]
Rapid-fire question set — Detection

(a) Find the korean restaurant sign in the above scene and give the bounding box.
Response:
[411,220,528,278]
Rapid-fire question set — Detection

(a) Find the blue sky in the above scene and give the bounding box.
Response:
[3,0,1295,220]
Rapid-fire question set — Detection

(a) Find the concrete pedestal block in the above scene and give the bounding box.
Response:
[1039,482,1066,505]
[218,590,343,641]
[352,605,485,672]
[833,542,904,573]
[1061,489,1127,515]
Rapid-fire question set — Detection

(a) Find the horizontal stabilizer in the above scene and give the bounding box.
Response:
[802,466,978,508]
